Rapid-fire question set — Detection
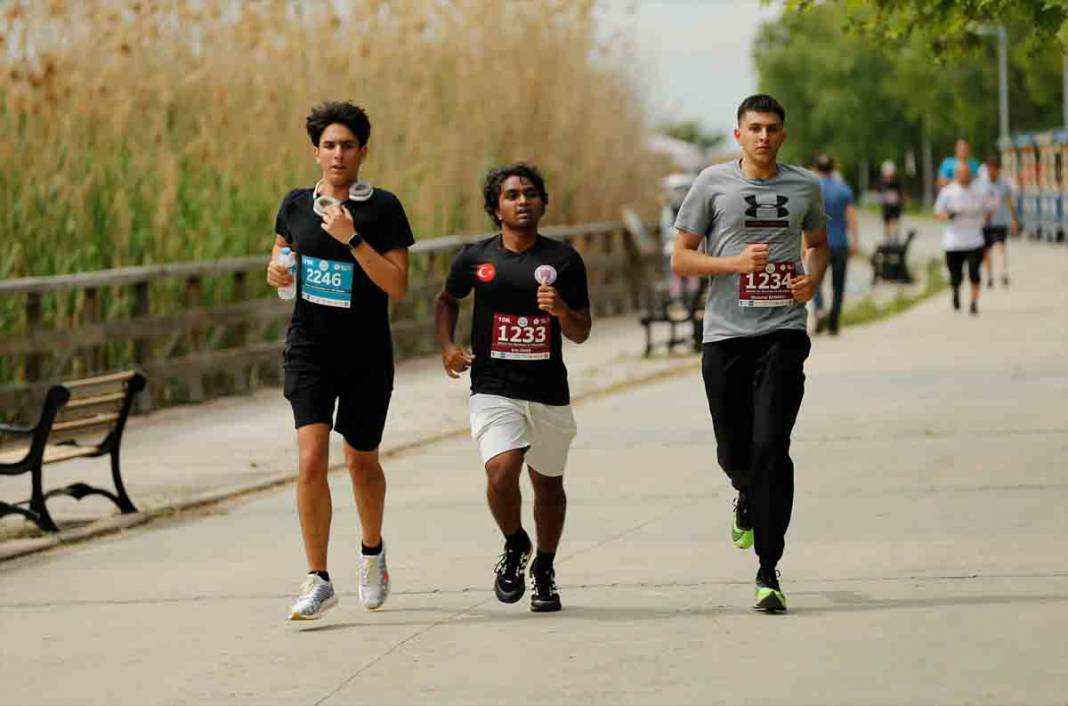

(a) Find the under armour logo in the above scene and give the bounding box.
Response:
[744,195,790,219]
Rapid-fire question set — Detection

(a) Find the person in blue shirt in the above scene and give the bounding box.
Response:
[812,155,858,335]
[937,138,982,189]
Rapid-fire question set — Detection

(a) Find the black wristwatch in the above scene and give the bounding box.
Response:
[347,231,363,250]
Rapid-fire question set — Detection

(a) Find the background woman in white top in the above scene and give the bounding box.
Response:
[934,161,988,315]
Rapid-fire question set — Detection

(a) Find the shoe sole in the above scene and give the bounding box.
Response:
[493,581,523,602]
[754,590,786,614]
[495,579,525,604]
[530,599,562,613]
[288,594,338,621]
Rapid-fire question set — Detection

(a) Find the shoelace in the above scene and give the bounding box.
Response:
[495,547,526,577]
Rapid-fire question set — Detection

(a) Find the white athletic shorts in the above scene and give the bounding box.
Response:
[468,393,577,477]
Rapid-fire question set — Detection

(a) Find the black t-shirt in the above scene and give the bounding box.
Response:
[274,187,414,368]
[445,235,590,406]
[878,176,903,207]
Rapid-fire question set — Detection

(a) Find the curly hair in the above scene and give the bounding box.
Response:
[482,162,549,227]
[305,101,371,147]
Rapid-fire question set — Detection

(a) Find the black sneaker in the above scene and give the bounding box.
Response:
[1002,275,1010,288]
[952,289,961,311]
[530,565,562,612]
[754,567,786,613]
[493,541,531,604]
[969,301,978,316]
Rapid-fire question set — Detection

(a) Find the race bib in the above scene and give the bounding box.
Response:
[738,261,796,308]
[300,255,354,308]
[491,313,551,361]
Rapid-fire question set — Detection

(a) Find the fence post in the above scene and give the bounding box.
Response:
[25,292,42,383]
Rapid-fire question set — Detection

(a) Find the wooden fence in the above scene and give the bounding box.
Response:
[0,223,660,421]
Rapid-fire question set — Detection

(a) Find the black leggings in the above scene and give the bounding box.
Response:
[945,248,983,287]
[701,330,810,570]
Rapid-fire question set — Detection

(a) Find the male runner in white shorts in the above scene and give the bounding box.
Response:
[434,163,591,612]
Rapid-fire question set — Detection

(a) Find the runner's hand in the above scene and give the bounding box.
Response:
[442,344,475,379]
[734,244,769,274]
[537,284,568,317]
[790,274,817,304]
[266,260,294,289]
[321,204,357,244]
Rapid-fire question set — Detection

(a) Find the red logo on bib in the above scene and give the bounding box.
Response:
[476,263,497,282]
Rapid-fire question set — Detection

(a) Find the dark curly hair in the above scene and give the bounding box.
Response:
[482,162,549,227]
[305,101,371,147]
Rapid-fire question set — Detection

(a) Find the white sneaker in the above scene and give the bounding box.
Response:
[359,545,390,610]
[288,574,337,621]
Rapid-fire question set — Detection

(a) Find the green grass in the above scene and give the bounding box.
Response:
[840,259,947,328]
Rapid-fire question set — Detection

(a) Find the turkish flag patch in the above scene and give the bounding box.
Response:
[475,263,497,283]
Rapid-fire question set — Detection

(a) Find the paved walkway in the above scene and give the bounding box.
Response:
[0,211,931,557]
[1,223,1066,703]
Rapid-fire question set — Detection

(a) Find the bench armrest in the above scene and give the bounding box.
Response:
[0,422,35,435]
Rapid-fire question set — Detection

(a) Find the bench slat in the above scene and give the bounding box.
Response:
[0,444,99,464]
[64,371,137,389]
[51,412,119,433]
[65,391,125,410]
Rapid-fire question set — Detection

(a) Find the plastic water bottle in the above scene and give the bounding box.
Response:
[276,247,296,301]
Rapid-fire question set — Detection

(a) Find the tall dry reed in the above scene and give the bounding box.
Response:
[0,0,666,281]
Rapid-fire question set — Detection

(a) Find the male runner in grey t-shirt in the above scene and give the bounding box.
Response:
[672,94,829,613]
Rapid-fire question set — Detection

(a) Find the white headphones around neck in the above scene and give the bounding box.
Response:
[312,179,374,216]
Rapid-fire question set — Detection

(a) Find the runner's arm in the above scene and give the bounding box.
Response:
[803,228,829,280]
[791,227,829,303]
[671,229,750,276]
[557,304,592,344]
[434,289,474,377]
[351,245,409,300]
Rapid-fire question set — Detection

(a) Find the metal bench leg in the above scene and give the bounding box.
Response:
[28,464,60,533]
[110,448,137,514]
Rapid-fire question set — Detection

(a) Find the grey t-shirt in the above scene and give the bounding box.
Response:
[675,160,827,343]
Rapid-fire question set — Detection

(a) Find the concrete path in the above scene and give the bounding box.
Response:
[0,233,1065,704]
[0,210,927,557]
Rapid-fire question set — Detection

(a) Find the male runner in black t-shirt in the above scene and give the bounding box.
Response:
[266,102,414,621]
[434,163,591,612]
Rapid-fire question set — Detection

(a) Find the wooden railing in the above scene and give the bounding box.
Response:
[0,223,660,421]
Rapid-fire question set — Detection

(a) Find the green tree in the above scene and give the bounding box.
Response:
[787,0,1068,54]
[756,4,1067,200]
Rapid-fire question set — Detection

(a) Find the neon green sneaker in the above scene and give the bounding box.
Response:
[731,495,754,550]
[754,568,786,613]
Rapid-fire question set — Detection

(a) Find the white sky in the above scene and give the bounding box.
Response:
[595,0,783,138]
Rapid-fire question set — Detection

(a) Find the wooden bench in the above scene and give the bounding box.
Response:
[639,279,707,357]
[0,371,147,532]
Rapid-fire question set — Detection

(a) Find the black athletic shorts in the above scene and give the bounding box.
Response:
[282,338,394,451]
[881,205,902,222]
[983,225,1008,247]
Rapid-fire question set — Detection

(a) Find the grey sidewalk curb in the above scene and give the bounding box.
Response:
[0,355,700,564]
